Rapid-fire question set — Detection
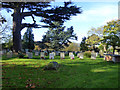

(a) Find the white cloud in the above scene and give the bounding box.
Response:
[69,4,118,23]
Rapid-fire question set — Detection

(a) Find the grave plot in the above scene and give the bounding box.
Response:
[60,52,65,59]
[49,53,54,59]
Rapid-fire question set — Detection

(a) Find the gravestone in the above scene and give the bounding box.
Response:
[43,61,60,70]
[49,53,54,59]
[7,51,12,58]
[60,52,65,59]
[96,52,98,57]
[26,52,29,56]
[69,52,73,57]
[77,53,80,58]
[35,51,39,56]
[28,52,33,59]
[91,52,96,59]
[56,51,59,56]
[70,54,74,59]
[79,53,84,59]
[52,52,56,56]
[40,52,45,59]
[99,50,104,58]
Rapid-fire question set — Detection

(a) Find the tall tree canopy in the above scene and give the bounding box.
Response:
[80,37,88,51]
[1,1,82,52]
[101,19,120,54]
[42,22,77,51]
[86,34,100,51]
[22,27,34,51]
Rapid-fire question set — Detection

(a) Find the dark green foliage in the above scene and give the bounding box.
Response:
[22,28,34,51]
[42,22,77,51]
[1,2,82,52]
[80,37,88,51]
[101,19,120,54]
[84,51,91,58]
[18,52,24,58]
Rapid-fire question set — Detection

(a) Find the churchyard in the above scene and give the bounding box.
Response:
[1,1,120,89]
[1,51,120,88]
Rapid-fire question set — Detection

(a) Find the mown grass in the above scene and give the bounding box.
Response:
[1,55,119,88]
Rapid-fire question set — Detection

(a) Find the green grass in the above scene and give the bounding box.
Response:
[1,55,119,88]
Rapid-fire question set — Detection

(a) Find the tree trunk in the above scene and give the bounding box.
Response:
[113,46,115,55]
[13,7,22,52]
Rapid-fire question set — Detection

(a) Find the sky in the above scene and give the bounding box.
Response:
[1,0,119,43]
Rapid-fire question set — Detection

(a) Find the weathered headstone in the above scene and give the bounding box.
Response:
[7,51,12,58]
[35,51,39,56]
[52,52,56,56]
[69,52,73,57]
[70,54,74,59]
[49,53,54,59]
[43,61,59,70]
[60,52,65,59]
[28,52,33,59]
[40,52,45,59]
[77,53,80,58]
[79,53,84,59]
[91,52,96,59]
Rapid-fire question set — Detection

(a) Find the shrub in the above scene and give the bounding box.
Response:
[84,51,91,58]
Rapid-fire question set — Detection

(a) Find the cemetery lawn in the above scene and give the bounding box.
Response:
[2,56,119,88]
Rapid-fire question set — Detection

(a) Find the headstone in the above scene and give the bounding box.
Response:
[60,52,65,59]
[28,52,33,59]
[40,52,45,59]
[96,52,98,57]
[79,53,84,59]
[91,52,96,59]
[49,53,54,59]
[35,51,39,56]
[77,53,80,58]
[26,52,29,56]
[56,51,59,56]
[70,54,74,59]
[69,52,73,57]
[7,51,12,58]
[52,52,56,56]
[25,49,29,52]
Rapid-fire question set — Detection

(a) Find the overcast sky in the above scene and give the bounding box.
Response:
[1,0,119,43]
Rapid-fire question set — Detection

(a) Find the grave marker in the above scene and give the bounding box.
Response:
[60,52,65,59]
[49,53,54,59]
[79,53,84,59]
[40,52,45,59]
[91,52,96,59]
